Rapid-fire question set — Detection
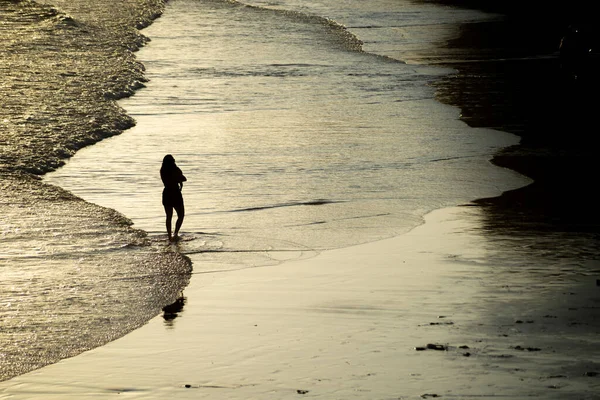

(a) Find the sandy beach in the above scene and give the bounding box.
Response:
[1,206,599,399]
[2,0,599,398]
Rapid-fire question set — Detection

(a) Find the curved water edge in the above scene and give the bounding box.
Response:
[1,0,529,384]
[45,0,530,267]
[2,2,596,397]
[0,0,191,382]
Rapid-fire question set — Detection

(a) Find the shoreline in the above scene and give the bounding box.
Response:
[1,206,598,398]
[2,0,599,396]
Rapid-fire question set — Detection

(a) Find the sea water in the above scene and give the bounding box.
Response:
[45,0,528,270]
[1,0,531,381]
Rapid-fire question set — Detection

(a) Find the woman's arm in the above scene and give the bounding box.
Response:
[179,172,186,191]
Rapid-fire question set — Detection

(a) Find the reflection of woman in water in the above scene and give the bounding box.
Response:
[160,154,187,241]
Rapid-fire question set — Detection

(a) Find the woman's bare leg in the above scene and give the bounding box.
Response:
[173,204,185,239]
[164,205,173,241]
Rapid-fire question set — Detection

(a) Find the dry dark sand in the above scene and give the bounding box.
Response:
[415,0,600,267]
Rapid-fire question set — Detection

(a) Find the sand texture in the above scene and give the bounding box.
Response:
[1,207,598,399]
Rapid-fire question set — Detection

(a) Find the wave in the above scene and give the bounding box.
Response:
[212,0,364,52]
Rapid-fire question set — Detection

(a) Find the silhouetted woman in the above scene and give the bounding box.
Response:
[160,154,187,241]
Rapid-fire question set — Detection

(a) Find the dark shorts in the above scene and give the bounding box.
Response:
[162,188,184,208]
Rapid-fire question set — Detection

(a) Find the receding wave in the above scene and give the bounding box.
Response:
[219,0,364,52]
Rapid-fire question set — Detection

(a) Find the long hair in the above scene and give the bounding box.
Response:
[162,154,175,168]
[161,154,176,173]
[160,154,178,184]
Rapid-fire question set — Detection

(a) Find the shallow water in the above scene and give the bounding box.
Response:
[3,0,597,389]
[2,0,598,394]
[46,0,529,272]
[0,0,531,384]
[0,0,524,382]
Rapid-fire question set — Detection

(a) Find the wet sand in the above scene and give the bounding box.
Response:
[1,206,598,399]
